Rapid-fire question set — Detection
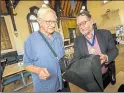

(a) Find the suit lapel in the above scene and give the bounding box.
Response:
[79,35,89,56]
[95,30,106,54]
[79,30,106,56]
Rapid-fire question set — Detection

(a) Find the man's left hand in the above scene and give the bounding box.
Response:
[99,53,108,62]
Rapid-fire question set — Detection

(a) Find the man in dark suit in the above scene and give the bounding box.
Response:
[72,10,118,91]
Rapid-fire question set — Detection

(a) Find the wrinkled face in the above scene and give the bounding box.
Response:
[77,15,94,36]
[38,11,57,34]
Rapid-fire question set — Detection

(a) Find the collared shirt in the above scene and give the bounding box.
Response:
[86,31,108,74]
[23,31,64,92]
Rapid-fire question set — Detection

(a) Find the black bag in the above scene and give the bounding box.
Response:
[38,31,71,74]
[62,55,103,92]
[59,56,71,73]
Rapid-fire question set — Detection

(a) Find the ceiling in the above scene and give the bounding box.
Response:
[1,0,20,15]
[1,0,87,17]
[1,0,8,14]
[49,0,87,17]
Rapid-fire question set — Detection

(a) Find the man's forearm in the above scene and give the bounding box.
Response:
[24,65,41,75]
[106,48,118,63]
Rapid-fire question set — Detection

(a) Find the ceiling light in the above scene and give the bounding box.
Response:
[82,6,85,10]
[44,0,49,4]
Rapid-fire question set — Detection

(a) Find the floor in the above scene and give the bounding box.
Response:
[3,45,124,92]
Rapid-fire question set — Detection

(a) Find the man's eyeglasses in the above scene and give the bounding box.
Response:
[39,18,58,25]
[77,20,89,28]
[45,20,58,25]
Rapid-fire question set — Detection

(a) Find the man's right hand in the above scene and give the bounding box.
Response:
[38,68,50,80]
[100,60,105,64]
[24,65,50,80]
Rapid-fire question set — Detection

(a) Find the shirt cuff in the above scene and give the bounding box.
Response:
[104,55,109,64]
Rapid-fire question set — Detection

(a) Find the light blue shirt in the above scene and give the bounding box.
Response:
[23,31,64,92]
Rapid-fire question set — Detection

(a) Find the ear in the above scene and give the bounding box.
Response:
[37,18,40,23]
[90,18,94,25]
[37,18,43,26]
[37,18,42,28]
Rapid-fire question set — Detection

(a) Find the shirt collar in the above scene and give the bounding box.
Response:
[84,30,95,41]
[41,31,57,41]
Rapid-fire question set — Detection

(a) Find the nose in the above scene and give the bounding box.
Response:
[80,24,85,30]
[51,22,56,28]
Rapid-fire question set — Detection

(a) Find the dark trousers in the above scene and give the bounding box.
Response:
[102,61,115,89]
[57,81,70,92]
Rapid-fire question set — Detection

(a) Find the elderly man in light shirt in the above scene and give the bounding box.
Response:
[23,5,64,92]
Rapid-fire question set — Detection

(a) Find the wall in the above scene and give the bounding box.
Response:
[1,16,16,53]
[61,18,80,39]
[87,1,124,33]
[2,1,43,54]
[61,19,76,38]
[3,1,124,53]
[14,1,43,42]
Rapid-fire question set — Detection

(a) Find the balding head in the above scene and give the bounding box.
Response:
[37,5,57,20]
[37,4,58,35]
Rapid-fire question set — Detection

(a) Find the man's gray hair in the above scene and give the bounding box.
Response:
[37,4,57,19]
[76,10,92,19]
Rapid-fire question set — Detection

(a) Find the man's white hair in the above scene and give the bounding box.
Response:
[37,4,56,19]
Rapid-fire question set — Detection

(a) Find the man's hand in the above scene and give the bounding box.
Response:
[38,68,50,80]
[99,53,108,64]
[100,59,105,64]
[24,65,50,80]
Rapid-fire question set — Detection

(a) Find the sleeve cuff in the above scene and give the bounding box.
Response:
[104,55,109,64]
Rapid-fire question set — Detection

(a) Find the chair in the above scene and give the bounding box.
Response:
[17,55,32,85]
[2,51,18,58]
[93,23,117,45]
[7,51,18,57]
[111,34,117,45]
[1,65,23,92]
[118,84,124,92]
[1,58,7,70]
[17,55,23,61]
[4,51,18,65]
[22,71,32,85]
[93,24,116,88]
[1,54,24,92]
[102,61,116,89]
[6,56,18,65]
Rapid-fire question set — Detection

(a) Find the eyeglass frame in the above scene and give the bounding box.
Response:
[77,20,90,28]
[38,18,58,26]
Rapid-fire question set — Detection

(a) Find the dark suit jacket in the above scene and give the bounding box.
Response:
[71,29,118,91]
[73,29,118,64]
